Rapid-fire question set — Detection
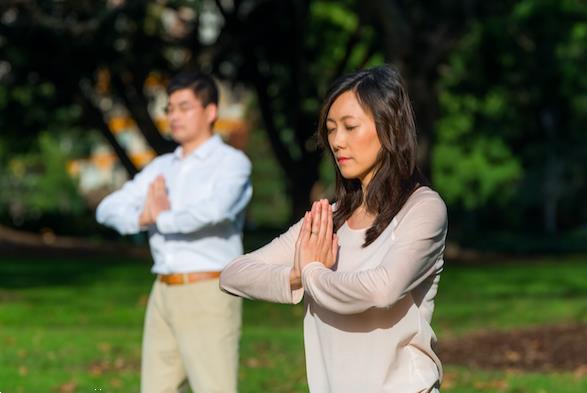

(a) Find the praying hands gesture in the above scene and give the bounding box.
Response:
[290,199,339,289]
[139,175,171,228]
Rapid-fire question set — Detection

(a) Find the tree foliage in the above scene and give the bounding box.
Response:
[1,0,585,241]
[0,0,383,221]
[433,0,587,234]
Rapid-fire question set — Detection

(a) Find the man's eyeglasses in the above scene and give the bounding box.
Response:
[164,103,196,115]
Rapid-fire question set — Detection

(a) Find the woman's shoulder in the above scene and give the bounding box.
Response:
[399,186,447,222]
[408,186,445,205]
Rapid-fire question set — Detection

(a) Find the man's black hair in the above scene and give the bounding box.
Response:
[166,71,219,107]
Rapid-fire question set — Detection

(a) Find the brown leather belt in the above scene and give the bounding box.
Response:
[158,271,221,285]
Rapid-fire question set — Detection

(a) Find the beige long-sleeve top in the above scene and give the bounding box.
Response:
[221,187,447,393]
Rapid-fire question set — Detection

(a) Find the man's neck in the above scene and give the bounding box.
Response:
[181,132,214,158]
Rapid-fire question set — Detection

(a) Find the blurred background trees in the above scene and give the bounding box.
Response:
[0,0,585,252]
[433,0,587,248]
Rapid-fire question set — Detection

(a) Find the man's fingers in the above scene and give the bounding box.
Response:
[148,179,161,199]
[156,183,165,194]
[151,176,167,196]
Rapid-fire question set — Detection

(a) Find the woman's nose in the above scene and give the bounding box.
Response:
[330,130,345,150]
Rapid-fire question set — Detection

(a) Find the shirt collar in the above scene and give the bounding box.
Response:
[173,134,222,161]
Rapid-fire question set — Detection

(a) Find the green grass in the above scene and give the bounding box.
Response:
[0,254,586,392]
[443,366,587,393]
[435,255,587,338]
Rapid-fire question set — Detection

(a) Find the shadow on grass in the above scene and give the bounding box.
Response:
[0,256,151,289]
[0,226,283,290]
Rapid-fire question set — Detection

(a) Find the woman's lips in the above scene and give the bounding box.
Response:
[336,157,350,164]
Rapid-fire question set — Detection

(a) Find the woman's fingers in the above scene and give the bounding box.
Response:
[331,234,339,265]
[301,210,312,244]
[317,200,329,247]
[295,212,309,272]
[300,200,338,269]
[296,212,306,245]
[325,201,333,243]
[311,201,321,239]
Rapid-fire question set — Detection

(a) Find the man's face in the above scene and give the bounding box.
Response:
[166,88,217,146]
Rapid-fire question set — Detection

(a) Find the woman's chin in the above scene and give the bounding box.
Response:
[339,170,358,180]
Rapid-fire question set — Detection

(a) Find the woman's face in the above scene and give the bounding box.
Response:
[326,91,382,186]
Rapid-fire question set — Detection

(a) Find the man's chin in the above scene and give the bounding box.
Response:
[170,131,185,142]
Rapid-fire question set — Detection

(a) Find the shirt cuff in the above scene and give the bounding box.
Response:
[284,267,304,304]
[301,261,328,290]
[155,211,176,234]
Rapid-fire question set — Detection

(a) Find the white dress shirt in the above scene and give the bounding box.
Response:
[96,134,253,274]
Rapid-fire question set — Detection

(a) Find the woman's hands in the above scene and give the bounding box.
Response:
[290,199,339,290]
[301,199,339,270]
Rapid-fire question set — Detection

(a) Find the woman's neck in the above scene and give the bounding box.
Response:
[347,203,376,230]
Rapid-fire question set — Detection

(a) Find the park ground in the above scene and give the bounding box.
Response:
[1,252,586,393]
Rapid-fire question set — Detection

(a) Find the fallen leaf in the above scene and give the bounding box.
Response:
[58,380,77,393]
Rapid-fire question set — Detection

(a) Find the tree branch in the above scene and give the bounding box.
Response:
[213,0,229,21]
[78,88,138,178]
[9,0,126,36]
[359,0,411,61]
[333,25,363,79]
[110,72,176,155]
[249,61,295,174]
[289,1,311,152]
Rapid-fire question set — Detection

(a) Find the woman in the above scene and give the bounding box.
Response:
[220,64,447,393]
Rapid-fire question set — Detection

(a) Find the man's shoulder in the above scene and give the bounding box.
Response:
[145,152,175,168]
[129,152,175,180]
[214,140,251,166]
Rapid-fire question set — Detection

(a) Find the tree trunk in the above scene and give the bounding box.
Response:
[111,73,176,155]
[79,93,138,178]
[289,157,321,222]
[542,109,560,235]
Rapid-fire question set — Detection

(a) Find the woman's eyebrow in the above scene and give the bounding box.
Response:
[327,115,357,122]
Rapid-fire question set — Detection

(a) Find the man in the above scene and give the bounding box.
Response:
[96,71,252,393]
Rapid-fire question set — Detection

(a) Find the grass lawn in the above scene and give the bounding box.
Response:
[0,254,586,392]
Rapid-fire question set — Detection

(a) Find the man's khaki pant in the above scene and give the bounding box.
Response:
[140,278,242,393]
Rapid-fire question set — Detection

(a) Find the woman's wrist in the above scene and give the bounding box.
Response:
[289,267,302,290]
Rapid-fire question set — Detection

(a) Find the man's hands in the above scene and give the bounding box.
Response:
[139,175,171,228]
[290,199,339,290]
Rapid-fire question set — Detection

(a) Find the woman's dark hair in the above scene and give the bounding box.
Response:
[167,71,219,107]
[317,64,427,247]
